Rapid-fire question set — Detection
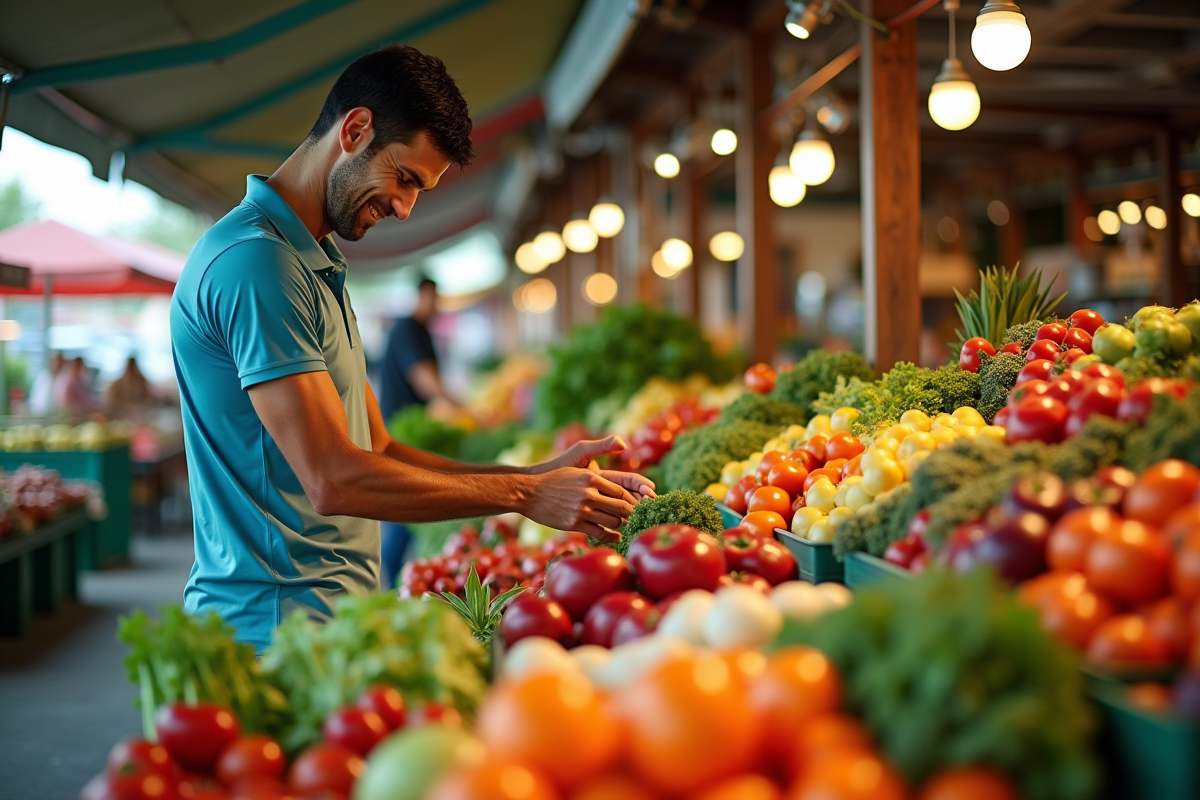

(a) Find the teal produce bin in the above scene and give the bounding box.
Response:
[775,529,844,584]
[715,502,743,530]
[1090,680,1200,800]
[0,445,132,570]
[843,551,913,588]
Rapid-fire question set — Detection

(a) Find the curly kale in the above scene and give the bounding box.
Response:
[928,365,983,413]
[813,364,981,437]
[1003,317,1053,349]
[609,490,724,555]
[1054,414,1131,479]
[1121,388,1200,472]
[977,352,1025,423]
[661,420,779,492]
[772,350,876,412]
[718,393,809,427]
[832,483,913,558]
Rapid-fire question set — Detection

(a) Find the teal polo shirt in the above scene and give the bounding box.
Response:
[171,175,379,651]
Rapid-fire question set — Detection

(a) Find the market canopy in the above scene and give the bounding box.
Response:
[0,220,182,295]
[0,0,635,267]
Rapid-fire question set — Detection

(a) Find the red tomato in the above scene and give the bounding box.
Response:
[1017,358,1055,385]
[1069,309,1106,335]
[627,525,727,600]
[1144,596,1192,661]
[155,703,242,775]
[1081,362,1125,389]
[908,509,932,543]
[612,603,662,645]
[1085,520,1171,605]
[1117,378,1193,423]
[1064,378,1125,436]
[582,591,650,647]
[82,769,175,800]
[998,342,1024,356]
[723,476,758,516]
[288,744,364,797]
[1045,371,1085,403]
[322,707,389,757]
[738,537,797,585]
[1061,348,1088,368]
[787,448,819,472]
[1047,506,1119,571]
[992,407,1011,427]
[767,460,808,497]
[1008,379,1050,407]
[824,432,864,463]
[499,593,574,647]
[1027,339,1062,362]
[1124,459,1200,528]
[545,549,636,621]
[107,739,176,779]
[960,337,996,373]
[1063,327,1093,353]
[802,435,830,468]
[1088,615,1171,667]
[722,532,759,573]
[1040,582,1116,650]
[408,702,463,728]
[884,535,925,568]
[717,572,773,594]
[356,686,406,731]
[1036,322,1068,344]
[216,736,286,786]
[744,363,776,395]
[756,451,787,485]
[1006,395,1068,444]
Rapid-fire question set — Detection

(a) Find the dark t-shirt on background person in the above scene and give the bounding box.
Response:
[379,316,436,421]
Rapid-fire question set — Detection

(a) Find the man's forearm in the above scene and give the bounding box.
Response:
[380,438,529,475]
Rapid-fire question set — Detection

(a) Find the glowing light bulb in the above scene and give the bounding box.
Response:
[653,153,680,179]
[928,59,980,131]
[562,218,598,253]
[769,165,806,208]
[1118,201,1142,226]
[972,1,1031,72]
[514,242,547,274]
[709,231,745,262]
[1097,210,1121,236]
[651,250,680,279]
[532,230,566,264]
[583,273,618,306]
[1145,206,1167,230]
[711,128,737,156]
[660,238,693,270]
[588,201,625,237]
[789,132,835,185]
[522,278,557,313]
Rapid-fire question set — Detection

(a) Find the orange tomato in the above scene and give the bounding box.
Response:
[1047,507,1119,572]
[1173,530,1200,603]
[749,486,794,518]
[1162,504,1200,546]
[842,454,864,480]
[1039,581,1116,649]
[803,468,842,492]
[1087,614,1172,667]
[802,435,830,468]
[1017,571,1083,611]
[720,648,769,686]
[747,647,842,765]
[568,774,663,800]
[688,774,781,800]
[824,432,865,464]
[1143,596,1191,661]
[788,449,820,472]
[917,766,1018,800]
[768,461,810,497]
[745,364,777,395]
[724,476,759,516]
[429,759,561,800]
[788,749,906,800]
[617,654,760,795]
[742,511,787,539]
[476,673,619,789]
[1085,520,1171,606]
[782,714,873,782]
[758,452,788,485]
[1124,459,1200,528]
[823,459,848,477]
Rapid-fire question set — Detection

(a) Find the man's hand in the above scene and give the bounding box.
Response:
[525,467,638,543]
[533,435,657,500]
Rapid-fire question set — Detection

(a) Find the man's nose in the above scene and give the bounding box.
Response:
[390,191,417,221]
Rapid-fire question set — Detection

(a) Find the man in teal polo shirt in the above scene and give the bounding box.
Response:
[171,45,652,650]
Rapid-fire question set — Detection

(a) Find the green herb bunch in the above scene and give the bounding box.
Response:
[610,490,724,555]
[661,420,779,492]
[812,364,981,437]
[771,350,876,412]
[775,570,1097,800]
[434,566,525,644]
[717,392,809,427]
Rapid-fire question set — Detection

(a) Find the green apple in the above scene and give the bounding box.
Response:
[1167,320,1194,356]
[1135,317,1171,354]
[1174,303,1200,352]
[354,726,486,800]
[1069,354,1103,371]
[1091,323,1136,364]
[1130,305,1174,330]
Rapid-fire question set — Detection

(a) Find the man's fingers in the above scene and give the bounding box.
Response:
[588,492,634,522]
[570,436,627,463]
[591,472,637,505]
[600,469,657,499]
[582,508,624,530]
[577,522,621,543]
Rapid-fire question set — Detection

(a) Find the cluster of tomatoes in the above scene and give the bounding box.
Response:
[958,308,1106,374]
[618,399,720,472]
[997,361,1193,445]
[723,432,867,532]
[424,647,1019,800]
[500,523,797,650]
[0,464,89,539]
[399,519,591,599]
[82,685,434,800]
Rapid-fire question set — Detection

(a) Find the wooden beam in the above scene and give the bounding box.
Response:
[688,167,706,319]
[860,0,922,368]
[1157,127,1186,305]
[735,31,778,364]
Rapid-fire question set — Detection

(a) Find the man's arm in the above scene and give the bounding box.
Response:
[406,360,459,408]
[248,371,635,539]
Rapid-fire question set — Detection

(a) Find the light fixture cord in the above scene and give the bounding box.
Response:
[834,0,891,37]
[944,0,960,61]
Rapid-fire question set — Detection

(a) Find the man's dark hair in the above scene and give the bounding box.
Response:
[418,277,437,293]
[308,45,474,167]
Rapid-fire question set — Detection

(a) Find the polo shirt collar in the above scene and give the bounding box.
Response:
[243,175,348,275]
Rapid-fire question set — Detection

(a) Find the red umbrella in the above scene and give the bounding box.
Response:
[0,220,183,295]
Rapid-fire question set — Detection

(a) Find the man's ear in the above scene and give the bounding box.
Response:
[338,107,375,156]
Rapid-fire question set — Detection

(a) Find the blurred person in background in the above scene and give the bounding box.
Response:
[55,356,98,418]
[106,355,154,417]
[29,351,64,416]
[377,276,460,587]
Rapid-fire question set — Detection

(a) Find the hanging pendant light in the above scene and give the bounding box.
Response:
[972,0,1031,72]
[562,216,599,253]
[588,199,625,238]
[789,128,835,186]
[929,0,980,131]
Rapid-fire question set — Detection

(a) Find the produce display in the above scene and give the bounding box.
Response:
[0,464,89,539]
[1,419,133,451]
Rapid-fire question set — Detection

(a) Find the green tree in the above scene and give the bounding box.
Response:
[0,180,42,230]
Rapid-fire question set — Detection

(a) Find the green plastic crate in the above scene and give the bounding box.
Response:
[715,502,743,530]
[1089,680,1200,800]
[775,529,843,584]
[843,552,914,588]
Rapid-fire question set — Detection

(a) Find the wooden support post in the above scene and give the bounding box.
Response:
[1065,155,1092,258]
[687,171,705,319]
[1157,127,1186,305]
[735,31,778,364]
[859,0,921,369]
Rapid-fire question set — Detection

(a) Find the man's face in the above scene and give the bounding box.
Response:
[326,130,451,241]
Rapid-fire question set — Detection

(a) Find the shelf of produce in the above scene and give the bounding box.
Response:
[0,445,132,569]
[1090,680,1200,800]
[775,529,844,584]
[0,506,88,636]
[715,502,742,530]
[843,552,914,588]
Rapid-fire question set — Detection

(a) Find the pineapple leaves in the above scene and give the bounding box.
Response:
[952,264,1065,352]
[434,565,527,644]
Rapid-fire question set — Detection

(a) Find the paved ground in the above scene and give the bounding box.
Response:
[0,532,193,800]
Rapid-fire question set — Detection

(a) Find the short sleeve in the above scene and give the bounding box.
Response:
[199,238,328,389]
